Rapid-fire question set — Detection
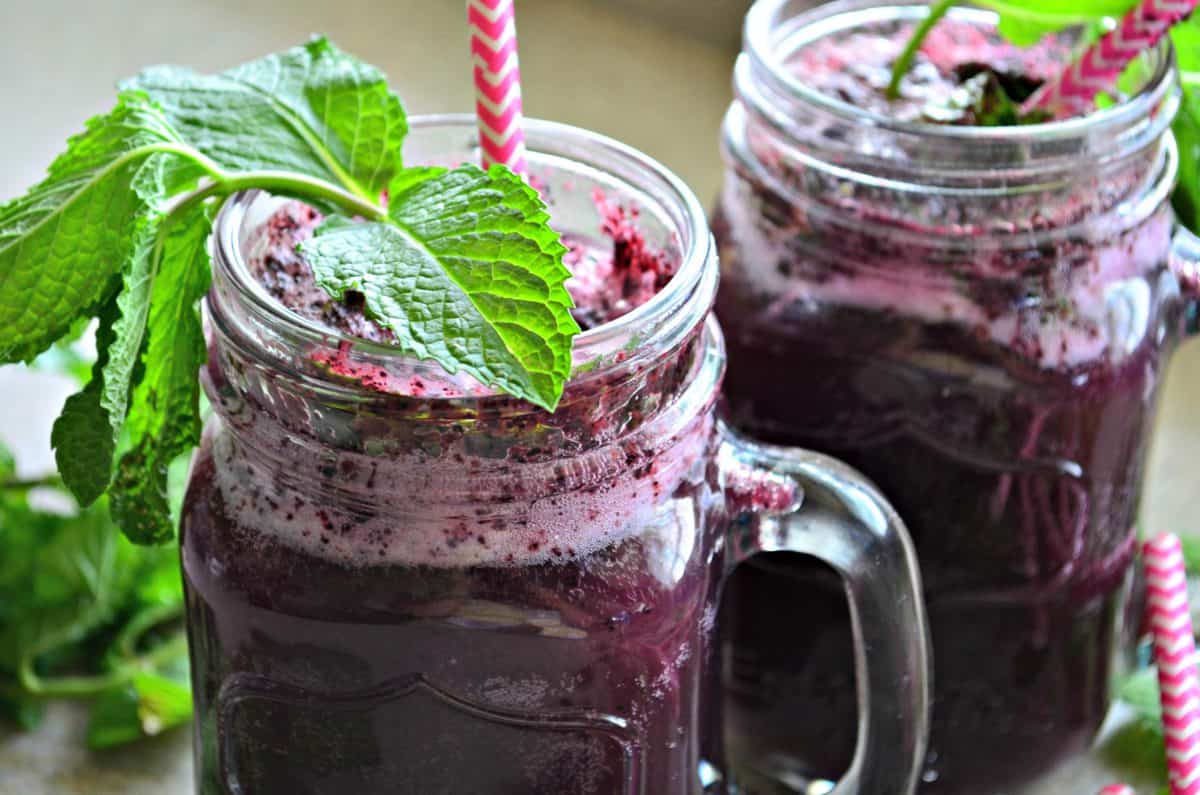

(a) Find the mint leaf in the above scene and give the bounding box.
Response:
[1120,665,1164,723]
[975,1,1139,45]
[304,165,579,410]
[0,441,14,482]
[51,300,121,505]
[0,500,139,680]
[102,153,206,442]
[109,204,213,544]
[88,670,191,750]
[1173,17,1200,72]
[0,95,195,364]
[1173,23,1200,233]
[1101,720,1168,784]
[51,391,117,505]
[125,36,407,200]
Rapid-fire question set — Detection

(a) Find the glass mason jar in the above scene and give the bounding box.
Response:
[182,116,931,795]
[713,1,1199,793]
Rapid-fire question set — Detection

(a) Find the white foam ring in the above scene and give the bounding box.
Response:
[209,408,714,571]
[720,177,1173,369]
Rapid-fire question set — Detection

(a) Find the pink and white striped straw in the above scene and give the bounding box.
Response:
[467,0,528,175]
[1098,785,1137,795]
[1023,0,1198,117]
[1145,533,1200,795]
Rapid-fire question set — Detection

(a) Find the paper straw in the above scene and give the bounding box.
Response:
[1023,0,1198,117]
[467,0,528,175]
[1144,533,1200,795]
[1099,785,1137,795]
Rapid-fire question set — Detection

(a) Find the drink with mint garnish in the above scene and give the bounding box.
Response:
[712,1,1197,792]
[0,42,932,794]
[181,116,930,794]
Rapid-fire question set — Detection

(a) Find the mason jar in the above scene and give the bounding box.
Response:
[712,1,1198,792]
[181,115,931,795]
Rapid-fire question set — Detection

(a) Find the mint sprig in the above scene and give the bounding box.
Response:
[0,38,578,544]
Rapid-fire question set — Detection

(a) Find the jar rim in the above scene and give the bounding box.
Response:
[210,114,716,405]
[743,0,1177,146]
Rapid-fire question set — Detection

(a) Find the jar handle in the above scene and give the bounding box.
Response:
[716,421,931,795]
[1171,224,1200,334]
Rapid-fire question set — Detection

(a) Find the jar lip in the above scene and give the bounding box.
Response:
[743,0,1176,144]
[211,114,714,397]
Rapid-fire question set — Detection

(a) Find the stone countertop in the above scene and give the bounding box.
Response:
[0,0,1196,793]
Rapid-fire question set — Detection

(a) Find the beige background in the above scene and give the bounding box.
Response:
[0,0,1194,792]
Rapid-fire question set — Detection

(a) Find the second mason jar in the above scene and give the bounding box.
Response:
[712,1,1195,793]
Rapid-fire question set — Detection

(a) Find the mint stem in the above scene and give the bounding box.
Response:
[17,632,187,697]
[1,474,63,491]
[887,0,955,100]
[111,603,184,662]
[175,169,388,224]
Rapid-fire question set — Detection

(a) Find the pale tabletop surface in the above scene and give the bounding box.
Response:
[0,0,1195,793]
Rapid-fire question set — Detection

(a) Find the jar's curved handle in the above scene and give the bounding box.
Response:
[1171,224,1200,334]
[717,421,931,795]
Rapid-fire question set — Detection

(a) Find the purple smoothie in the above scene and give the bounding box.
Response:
[712,8,1184,794]
[183,190,721,795]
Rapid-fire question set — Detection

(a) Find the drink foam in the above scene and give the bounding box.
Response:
[205,402,714,570]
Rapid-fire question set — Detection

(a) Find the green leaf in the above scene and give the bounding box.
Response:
[109,203,213,544]
[1173,18,1200,73]
[51,300,121,506]
[1173,22,1200,235]
[0,94,196,364]
[88,671,191,750]
[0,500,139,681]
[134,553,184,608]
[125,36,407,200]
[1174,83,1200,235]
[303,164,579,410]
[1120,666,1163,723]
[1101,720,1168,784]
[0,440,14,482]
[50,390,117,506]
[1179,530,1200,575]
[973,0,1139,45]
[99,153,198,446]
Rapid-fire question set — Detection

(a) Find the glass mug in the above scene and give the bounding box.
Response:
[712,1,1199,793]
[181,116,931,795]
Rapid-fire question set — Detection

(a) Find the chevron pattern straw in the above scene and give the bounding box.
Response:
[468,0,527,175]
[1145,533,1200,795]
[1099,786,1137,795]
[1024,0,1198,117]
